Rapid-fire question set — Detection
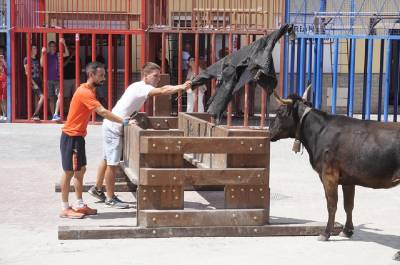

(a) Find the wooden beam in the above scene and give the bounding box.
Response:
[140,137,269,154]
[138,209,268,227]
[139,168,268,186]
[58,222,343,240]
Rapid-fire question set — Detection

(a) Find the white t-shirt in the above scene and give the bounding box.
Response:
[103,80,154,135]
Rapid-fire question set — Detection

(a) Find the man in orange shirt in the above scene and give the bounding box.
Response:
[59,61,133,219]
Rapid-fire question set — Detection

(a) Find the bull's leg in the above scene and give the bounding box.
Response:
[339,185,355,238]
[318,167,339,241]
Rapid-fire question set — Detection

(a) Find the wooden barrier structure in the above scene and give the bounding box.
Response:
[58,113,342,239]
[123,112,270,228]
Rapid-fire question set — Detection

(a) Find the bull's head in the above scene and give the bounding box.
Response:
[269,85,312,142]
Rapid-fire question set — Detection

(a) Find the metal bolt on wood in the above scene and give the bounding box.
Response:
[143,197,147,201]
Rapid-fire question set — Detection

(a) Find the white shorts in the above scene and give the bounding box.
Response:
[102,124,123,166]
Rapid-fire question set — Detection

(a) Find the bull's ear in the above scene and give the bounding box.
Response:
[302,84,312,102]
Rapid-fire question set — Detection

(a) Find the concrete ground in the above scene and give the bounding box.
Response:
[0,123,399,265]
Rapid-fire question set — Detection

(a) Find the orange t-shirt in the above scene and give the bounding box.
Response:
[62,83,101,137]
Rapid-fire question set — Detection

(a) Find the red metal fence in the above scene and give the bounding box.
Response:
[11,0,283,127]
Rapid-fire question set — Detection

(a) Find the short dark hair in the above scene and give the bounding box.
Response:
[142,62,160,76]
[86,61,104,77]
[48,41,56,46]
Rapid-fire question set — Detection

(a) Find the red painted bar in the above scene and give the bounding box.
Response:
[211,33,216,96]
[124,34,129,89]
[244,34,251,127]
[194,32,199,112]
[161,32,166,74]
[107,34,113,110]
[58,34,65,120]
[42,34,48,120]
[91,33,96,122]
[26,33,32,119]
[75,33,80,96]
[178,32,183,112]
[227,33,233,127]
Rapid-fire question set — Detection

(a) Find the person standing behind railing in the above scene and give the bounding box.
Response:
[24,45,44,121]
[40,38,69,121]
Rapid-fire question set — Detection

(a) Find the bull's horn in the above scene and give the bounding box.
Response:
[273,90,293,105]
[302,84,312,101]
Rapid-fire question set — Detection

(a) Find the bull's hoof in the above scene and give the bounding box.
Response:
[393,251,400,261]
[339,228,354,238]
[318,233,330,241]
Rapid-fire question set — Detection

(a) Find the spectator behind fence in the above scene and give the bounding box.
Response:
[59,44,78,117]
[88,62,192,208]
[95,54,108,108]
[40,39,69,121]
[186,57,207,113]
[24,45,44,121]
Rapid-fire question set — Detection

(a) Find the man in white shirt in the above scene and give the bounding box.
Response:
[89,62,191,208]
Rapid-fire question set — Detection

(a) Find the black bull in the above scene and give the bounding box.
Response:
[191,24,295,123]
[269,90,400,242]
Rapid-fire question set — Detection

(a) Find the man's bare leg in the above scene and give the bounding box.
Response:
[105,165,117,199]
[95,159,107,190]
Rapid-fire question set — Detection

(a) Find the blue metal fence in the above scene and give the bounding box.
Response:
[286,0,400,122]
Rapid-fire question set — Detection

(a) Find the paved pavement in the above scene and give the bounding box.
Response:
[0,123,399,265]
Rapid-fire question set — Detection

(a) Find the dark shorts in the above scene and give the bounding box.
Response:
[32,78,43,97]
[60,132,86,171]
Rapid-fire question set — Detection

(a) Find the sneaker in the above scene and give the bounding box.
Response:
[105,195,129,209]
[59,207,85,219]
[52,114,61,121]
[31,115,40,121]
[88,186,106,202]
[74,204,97,215]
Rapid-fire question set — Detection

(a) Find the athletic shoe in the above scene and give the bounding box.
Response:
[31,115,40,121]
[88,186,106,202]
[105,195,129,209]
[59,207,85,219]
[74,204,97,215]
[52,114,61,121]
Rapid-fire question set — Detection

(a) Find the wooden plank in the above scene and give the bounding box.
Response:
[148,117,178,130]
[140,137,268,154]
[139,168,268,186]
[59,222,343,240]
[225,185,269,209]
[138,209,268,227]
[137,186,184,210]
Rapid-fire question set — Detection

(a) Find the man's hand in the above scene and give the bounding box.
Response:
[42,47,46,53]
[60,38,66,45]
[181,80,192,91]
